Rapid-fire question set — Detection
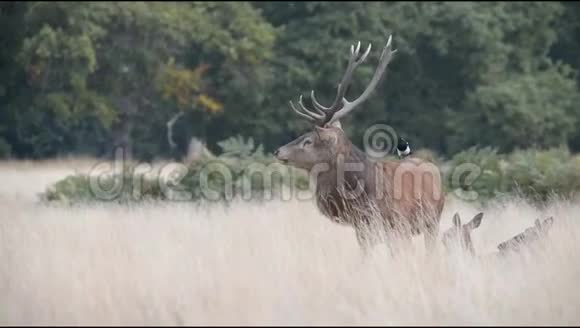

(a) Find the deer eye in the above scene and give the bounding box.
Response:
[303,139,312,147]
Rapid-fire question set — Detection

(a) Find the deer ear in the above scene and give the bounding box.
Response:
[466,212,484,230]
[452,213,461,227]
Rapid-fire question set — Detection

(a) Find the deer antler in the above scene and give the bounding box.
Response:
[289,35,397,127]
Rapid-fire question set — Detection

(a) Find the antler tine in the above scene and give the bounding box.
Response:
[310,43,358,113]
[327,35,397,126]
[298,95,324,120]
[289,36,389,127]
[310,90,328,115]
[293,41,366,122]
[356,42,372,64]
[289,100,317,123]
[310,41,372,119]
[353,41,361,57]
[311,82,341,113]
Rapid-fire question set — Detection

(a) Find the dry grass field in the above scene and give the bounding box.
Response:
[0,159,579,325]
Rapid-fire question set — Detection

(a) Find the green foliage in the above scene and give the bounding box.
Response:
[445,146,506,201]
[217,135,265,159]
[0,138,12,158]
[41,135,309,204]
[43,175,95,203]
[252,1,580,156]
[449,62,579,153]
[504,148,580,202]
[445,146,580,204]
[44,141,580,206]
[1,2,276,159]
[1,1,580,165]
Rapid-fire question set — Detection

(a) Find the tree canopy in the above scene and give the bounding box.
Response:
[1,1,579,160]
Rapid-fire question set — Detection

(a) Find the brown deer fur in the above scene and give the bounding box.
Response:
[276,126,445,251]
[275,36,445,251]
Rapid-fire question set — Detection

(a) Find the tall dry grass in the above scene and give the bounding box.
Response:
[0,160,579,325]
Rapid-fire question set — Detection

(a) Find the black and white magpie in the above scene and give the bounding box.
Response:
[396,137,412,159]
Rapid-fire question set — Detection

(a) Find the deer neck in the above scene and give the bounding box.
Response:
[316,141,372,193]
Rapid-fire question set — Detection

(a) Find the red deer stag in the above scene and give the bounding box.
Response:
[274,35,445,252]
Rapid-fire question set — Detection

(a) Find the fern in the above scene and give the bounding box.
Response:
[217,135,265,159]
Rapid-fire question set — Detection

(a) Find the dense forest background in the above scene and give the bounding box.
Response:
[1,1,579,161]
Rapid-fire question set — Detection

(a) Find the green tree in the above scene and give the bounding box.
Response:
[1,2,276,159]
[256,2,580,156]
[1,2,580,160]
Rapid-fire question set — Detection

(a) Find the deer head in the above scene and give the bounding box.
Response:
[441,212,484,255]
[275,35,397,170]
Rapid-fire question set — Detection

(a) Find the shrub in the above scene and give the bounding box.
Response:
[41,136,310,204]
[444,146,506,202]
[42,137,580,206]
[444,146,580,204]
[503,147,580,202]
